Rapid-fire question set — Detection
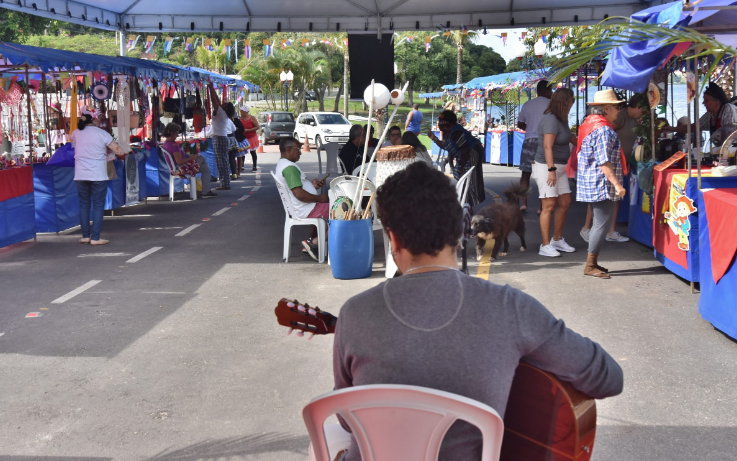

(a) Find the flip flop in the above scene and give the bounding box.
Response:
[584,270,611,279]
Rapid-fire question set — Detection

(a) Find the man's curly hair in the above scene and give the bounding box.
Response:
[376,162,462,256]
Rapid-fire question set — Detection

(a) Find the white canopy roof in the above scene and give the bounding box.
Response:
[2,0,647,32]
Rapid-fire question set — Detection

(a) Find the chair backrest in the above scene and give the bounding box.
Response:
[303,384,504,461]
[456,166,475,205]
[271,170,297,219]
[320,142,344,174]
[330,175,376,213]
[159,146,178,175]
[352,162,377,184]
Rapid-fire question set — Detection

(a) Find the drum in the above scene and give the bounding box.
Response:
[330,197,354,220]
[375,144,418,189]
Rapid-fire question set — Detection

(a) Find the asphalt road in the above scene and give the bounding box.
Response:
[0,146,735,460]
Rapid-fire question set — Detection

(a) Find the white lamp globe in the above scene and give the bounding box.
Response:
[390,89,405,105]
[515,45,526,60]
[280,70,287,82]
[286,70,294,81]
[534,40,546,58]
[363,83,391,109]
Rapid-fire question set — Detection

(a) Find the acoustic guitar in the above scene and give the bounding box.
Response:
[275,298,596,461]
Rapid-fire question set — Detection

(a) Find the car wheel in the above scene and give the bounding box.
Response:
[315,135,323,150]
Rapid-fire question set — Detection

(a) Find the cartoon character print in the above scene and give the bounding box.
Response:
[664,195,697,251]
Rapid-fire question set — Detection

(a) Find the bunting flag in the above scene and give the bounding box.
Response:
[185,37,194,52]
[320,38,332,45]
[521,31,527,40]
[302,39,309,47]
[222,39,232,60]
[144,36,156,53]
[343,38,348,47]
[461,25,468,35]
[263,39,272,58]
[541,31,548,43]
[163,37,176,55]
[204,38,214,51]
[425,36,431,52]
[561,29,569,42]
[443,29,451,37]
[244,39,251,59]
[126,35,141,50]
[406,37,413,43]
[501,32,507,46]
[281,39,292,49]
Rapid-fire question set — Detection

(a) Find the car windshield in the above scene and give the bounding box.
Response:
[316,114,350,125]
[272,113,294,122]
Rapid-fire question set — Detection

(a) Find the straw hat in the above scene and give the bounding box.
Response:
[587,89,625,105]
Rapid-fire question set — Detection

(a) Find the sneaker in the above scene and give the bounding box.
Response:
[90,239,109,246]
[251,167,258,172]
[539,244,561,257]
[230,174,237,180]
[302,239,319,261]
[79,237,91,244]
[203,191,218,198]
[215,186,231,191]
[606,231,630,242]
[580,228,590,243]
[551,237,576,253]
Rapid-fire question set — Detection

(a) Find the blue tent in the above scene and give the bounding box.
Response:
[601,0,737,92]
[418,92,444,98]
[463,70,550,90]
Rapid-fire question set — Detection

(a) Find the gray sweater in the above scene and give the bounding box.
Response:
[333,270,623,461]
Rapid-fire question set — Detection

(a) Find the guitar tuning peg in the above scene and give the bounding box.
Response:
[296,330,304,337]
[308,333,315,340]
[297,305,306,312]
[287,328,293,336]
[287,302,295,308]
[308,308,317,315]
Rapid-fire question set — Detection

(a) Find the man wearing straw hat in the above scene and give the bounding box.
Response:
[575,89,627,279]
[275,136,329,261]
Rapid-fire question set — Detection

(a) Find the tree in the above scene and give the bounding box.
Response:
[0,10,51,43]
[461,42,506,80]
[446,30,478,84]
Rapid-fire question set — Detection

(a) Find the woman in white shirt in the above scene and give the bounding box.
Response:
[71,111,126,245]
[207,83,237,190]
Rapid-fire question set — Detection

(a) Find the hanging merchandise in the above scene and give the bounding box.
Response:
[117,77,131,153]
[69,77,78,134]
[91,83,110,102]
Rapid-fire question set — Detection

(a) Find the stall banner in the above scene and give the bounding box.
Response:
[0,167,36,248]
[702,188,737,283]
[663,174,697,251]
[486,131,502,164]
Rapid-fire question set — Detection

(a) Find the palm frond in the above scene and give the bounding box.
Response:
[549,17,737,94]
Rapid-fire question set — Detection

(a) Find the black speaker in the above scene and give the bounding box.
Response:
[348,34,395,100]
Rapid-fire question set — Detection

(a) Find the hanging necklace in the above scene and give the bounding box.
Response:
[404,264,459,274]
[383,269,464,332]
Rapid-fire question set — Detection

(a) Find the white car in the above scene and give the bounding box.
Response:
[294,112,352,149]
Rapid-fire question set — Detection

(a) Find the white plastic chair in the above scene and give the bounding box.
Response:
[352,163,377,184]
[317,142,344,176]
[456,166,475,205]
[303,384,504,461]
[160,146,197,201]
[271,171,326,263]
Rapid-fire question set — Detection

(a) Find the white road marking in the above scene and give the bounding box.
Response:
[175,224,202,237]
[140,227,183,230]
[212,207,231,216]
[251,186,261,192]
[0,332,5,337]
[59,225,81,235]
[126,247,163,263]
[78,253,129,258]
[51,280,102,304]
[240,186,256,189]
[237,195,250,201]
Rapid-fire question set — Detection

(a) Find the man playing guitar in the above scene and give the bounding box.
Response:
[328,162,623,460]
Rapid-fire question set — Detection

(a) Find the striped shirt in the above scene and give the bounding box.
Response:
[576,125,623,203]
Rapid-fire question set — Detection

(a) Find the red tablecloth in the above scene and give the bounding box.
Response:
[0,167,34,202]
[703,188,737,283]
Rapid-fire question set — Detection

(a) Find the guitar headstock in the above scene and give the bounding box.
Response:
[274,298,337,339]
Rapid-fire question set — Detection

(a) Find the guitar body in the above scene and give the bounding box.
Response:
[274,299,597,461]
[500,363,596,461]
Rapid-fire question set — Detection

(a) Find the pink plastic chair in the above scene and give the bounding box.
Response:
[303,384,504,461]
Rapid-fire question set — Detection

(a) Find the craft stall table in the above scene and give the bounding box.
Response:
[32,164,78,233]
[486,130,509,165]
[698,188,737,340]
[0,167,36,248]
[628,177,654,248]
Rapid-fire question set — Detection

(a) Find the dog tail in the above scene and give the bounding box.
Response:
[502,183,531,204]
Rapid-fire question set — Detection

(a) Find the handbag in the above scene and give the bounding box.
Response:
[163,97,182,114]
[185,94,197,108]
[193,109,206,133]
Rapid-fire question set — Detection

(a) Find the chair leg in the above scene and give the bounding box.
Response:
[169,176,174,201]
[317,220,326,263]
[190,176,197,200]
[383,229,398,278]
[283,221,292,262]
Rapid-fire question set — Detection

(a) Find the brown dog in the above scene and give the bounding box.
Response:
[471,184,529,261]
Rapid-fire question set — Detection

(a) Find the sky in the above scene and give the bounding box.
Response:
[475,28,527,64]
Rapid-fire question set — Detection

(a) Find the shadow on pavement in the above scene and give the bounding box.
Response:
[147,433,310,460]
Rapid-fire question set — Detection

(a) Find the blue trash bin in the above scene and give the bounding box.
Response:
[328,219,374,279]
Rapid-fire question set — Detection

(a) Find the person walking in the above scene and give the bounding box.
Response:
[207,83,236,190]
[72,111,127,245]
[428,110,486,208]
[239,105,260,172]
[518,80,552,212]
[405,103,424,135]
[576,90,627,278]
[534,88,577,257]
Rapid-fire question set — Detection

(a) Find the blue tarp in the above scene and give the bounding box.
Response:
[418,92,444,99]
[442,83,463,90]
[463,69,551,90]
[33,164,79,233]
[601,0,737,92]
[0,192,36,248]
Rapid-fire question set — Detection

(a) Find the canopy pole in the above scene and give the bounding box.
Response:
[25,65,34,162]
[119,30,126,57]
[694,57,702,189]
[576,70,580,126]
[670,69,675,126]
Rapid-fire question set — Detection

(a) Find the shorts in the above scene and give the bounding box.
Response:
[532,162,571,198]
[519,137,538,172]
[307,202,330,219]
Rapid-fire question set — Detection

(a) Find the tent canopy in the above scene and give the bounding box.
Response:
[0,1,646,33]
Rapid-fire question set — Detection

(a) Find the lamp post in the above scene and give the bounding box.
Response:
[280,69,294,111]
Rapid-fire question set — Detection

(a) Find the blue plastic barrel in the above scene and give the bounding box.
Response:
[328,219,374,279]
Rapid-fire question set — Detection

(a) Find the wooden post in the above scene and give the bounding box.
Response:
[25,65,34,162]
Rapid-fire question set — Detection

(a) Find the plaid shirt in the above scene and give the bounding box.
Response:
[699,102,737,131]
[576,126,623,203]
